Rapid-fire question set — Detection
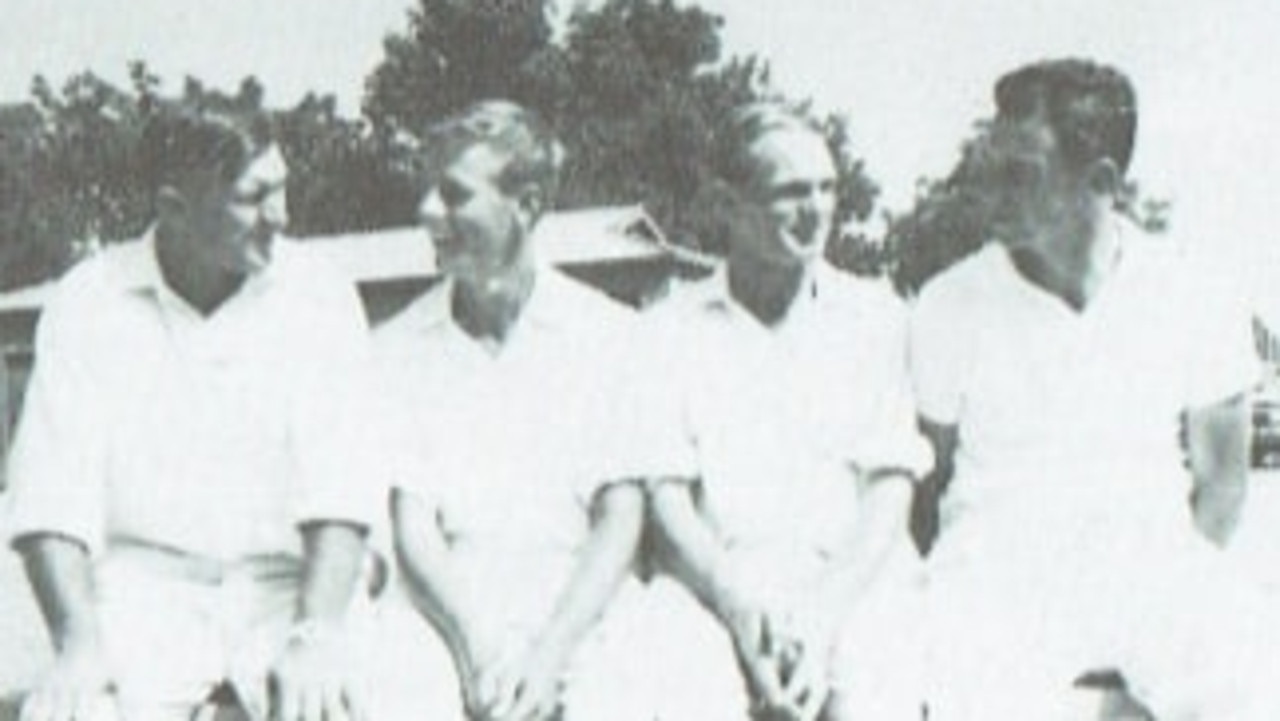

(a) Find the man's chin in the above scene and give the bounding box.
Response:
[782,239,826,265]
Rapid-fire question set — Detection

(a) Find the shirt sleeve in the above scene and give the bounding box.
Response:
[1182,254,1262,408]
[908,280,971,427]
[853,305,934,480]
[5,280,109,555]
[288,269,385,533]
[575,312,700,506]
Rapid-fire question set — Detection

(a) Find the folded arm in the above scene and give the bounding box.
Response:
[1186,393,1250,547]
[15,533,112,721]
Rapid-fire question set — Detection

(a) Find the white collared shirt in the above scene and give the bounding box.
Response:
[373,268,691,572]
[654,265,931,557]
[910,219,1260,531]
[5,232,378,561]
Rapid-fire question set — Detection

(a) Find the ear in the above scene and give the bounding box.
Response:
[1084,158,1122,198]
[513,183,545,232]
[155,185,188,222]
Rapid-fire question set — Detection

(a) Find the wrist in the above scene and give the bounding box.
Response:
[285,617,344,649]
[55,623,104,657]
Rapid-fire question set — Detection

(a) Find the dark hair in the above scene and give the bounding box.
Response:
[994,58,1137,175]
[138,101,274,192]
[425,100,565,202]
[715,101,827,188]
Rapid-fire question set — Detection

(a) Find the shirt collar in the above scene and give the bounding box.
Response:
[112,227,167,294]
[399,264,576,337]
[112,226,281,305]
[697,261,839,326]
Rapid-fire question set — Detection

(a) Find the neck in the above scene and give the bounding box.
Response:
[1010,211,1120,312]
[451,262,537,348]
[726,249,813,327]
[154,223,245,315]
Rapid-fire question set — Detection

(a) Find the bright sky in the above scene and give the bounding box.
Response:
[3,0,1279,313]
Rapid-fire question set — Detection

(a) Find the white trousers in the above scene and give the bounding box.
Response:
[641,545,928,721]
[924,494,1280,721]
[67,547,312,721]
[364,576,654,721]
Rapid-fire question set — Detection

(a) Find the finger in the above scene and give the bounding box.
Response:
[475,668,499,710]
[20,689,52,721]
[757,614,779,658]
[515,679,556,721]
[72,691,112,721]
[461,673,486,720]
[321,685,347,721]
[487,676,520,721]
[778,652,812,702]
[780,650,827,716]
[341,684,368,721]
[45,690,75,721]
[503,686,535,721]
[745,656,787,710]
[301,685,324,721]
[273,675,300,721]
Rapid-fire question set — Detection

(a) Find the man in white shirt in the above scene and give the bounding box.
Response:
[5,102,377,721]
[368,100,679,721]
[647,102,931,721]
[912,59,1277,720]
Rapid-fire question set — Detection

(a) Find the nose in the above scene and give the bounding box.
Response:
[418,189,446,224]
[799,184,832,223]
[259,189,287,230]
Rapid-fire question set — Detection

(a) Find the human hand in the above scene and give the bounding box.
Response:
[465,637,568,721]
[720,596,790,715]
[268,621,365,721]
[755,602,837,721]
[20,644,115,721]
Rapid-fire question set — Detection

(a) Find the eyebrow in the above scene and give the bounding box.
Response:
[232,178,287,203]
[766,178,836,198]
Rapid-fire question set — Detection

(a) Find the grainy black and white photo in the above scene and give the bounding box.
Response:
[1,2,1279,721]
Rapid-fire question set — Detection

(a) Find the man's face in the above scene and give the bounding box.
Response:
[184,144,288,275]
[737,127,838,268]
[418,143,527,281]
[982,109,1085,255]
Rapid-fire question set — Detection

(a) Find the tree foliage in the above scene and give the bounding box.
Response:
[363,0,559,134]
[364,0,881,258]
[1,0,885,289]
[0,66,419,287]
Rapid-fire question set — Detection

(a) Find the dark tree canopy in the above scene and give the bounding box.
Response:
[1,0,887,289]
[363,0,558,134]
[363,0,881,260]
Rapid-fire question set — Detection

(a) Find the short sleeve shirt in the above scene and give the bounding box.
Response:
[655,265,931,557]
[373,269,693,565]
[910,219,1260,517]
[4,234,378,560]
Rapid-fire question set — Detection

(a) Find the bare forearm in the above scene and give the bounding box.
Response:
[536,483,644,653]
[1186,396,1250,546]
[816,474,913,616]
[391,491,482,656]
[297,522,368,624]
[15,533,101,653]
[650,481,745,623]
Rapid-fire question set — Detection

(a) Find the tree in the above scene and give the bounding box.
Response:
[553,0,879,256]
[0,65,425,289]
[276,94,419,236]
[363,0,881,258]
[363,0,560,135]
[0,66,156,289]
